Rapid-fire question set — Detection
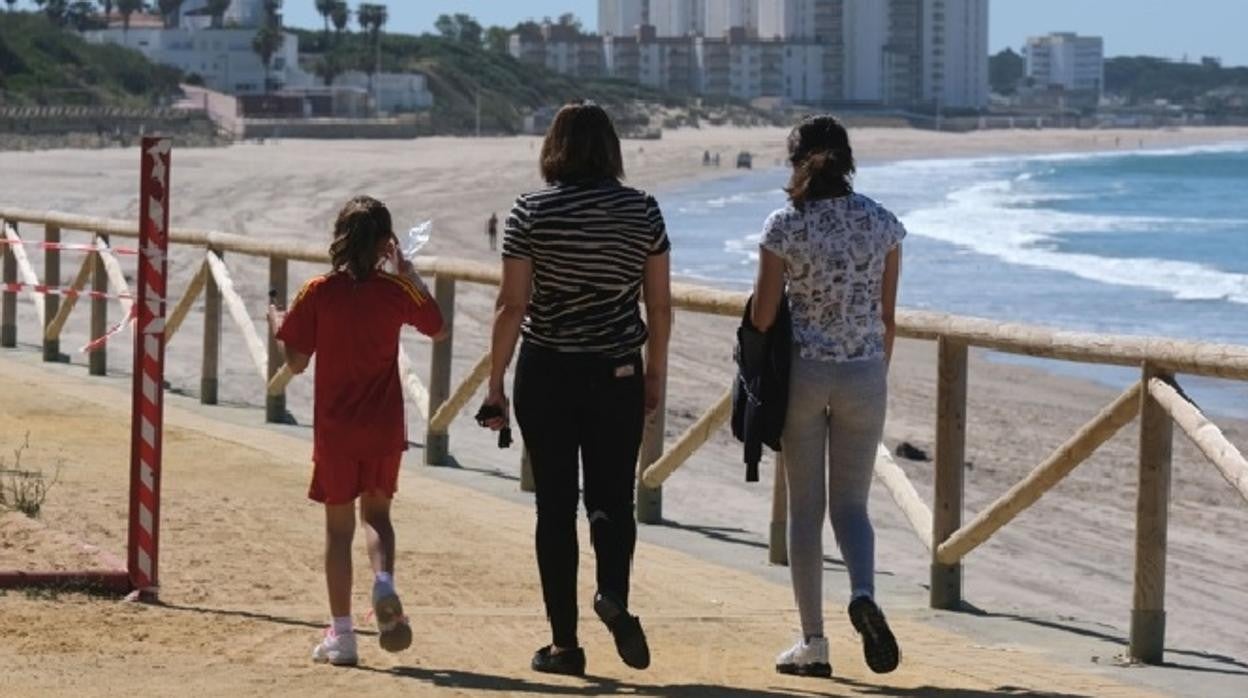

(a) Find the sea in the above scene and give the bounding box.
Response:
[663,141,1248,418]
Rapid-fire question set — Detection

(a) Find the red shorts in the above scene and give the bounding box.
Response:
[308,453,403,505]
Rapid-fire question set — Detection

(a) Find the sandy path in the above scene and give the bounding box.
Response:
[0,355,1165,698]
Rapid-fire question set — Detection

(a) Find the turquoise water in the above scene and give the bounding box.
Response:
[662,142,1248,417]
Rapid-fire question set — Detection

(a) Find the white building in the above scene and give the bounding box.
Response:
[704,0,759,38]
[85,27,300,94]
[650,0,706,37]
[329,71,434,113]
[1025,32,1105,95]
[923,0,989,110]
[178,0,267,29]
[758,0,843,41]
[598,0,647,36]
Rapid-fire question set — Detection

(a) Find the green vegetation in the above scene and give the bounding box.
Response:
[1105,56,1248,108]
[293,26,691,135]
[0,12,182,107]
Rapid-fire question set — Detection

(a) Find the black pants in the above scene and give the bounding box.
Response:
[513,343,645,649]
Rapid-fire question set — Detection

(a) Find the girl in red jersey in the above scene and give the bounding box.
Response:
[270,196,445,666]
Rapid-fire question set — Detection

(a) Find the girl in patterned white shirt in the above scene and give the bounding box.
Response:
[751,115,905,679]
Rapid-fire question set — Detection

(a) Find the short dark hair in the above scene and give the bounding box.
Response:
[330,195,392,280]
[785,115,855,207]
[540,101,625,185]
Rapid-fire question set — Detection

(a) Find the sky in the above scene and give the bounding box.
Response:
[276,0,1248,67]
[10,0,1248,66]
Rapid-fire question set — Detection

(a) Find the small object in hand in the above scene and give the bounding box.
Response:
[475,404,504,427]
[498,427,513,449]
[894,441,930,462]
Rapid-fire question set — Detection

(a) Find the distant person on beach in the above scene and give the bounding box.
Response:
[270,196,446,667]
[751,115,904,678]
[478,101,672,677]
[487,212,498,251]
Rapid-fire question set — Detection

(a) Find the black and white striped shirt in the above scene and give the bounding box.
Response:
[504,180,670,355]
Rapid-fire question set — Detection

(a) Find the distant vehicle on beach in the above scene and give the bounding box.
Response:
[737,151,752,169]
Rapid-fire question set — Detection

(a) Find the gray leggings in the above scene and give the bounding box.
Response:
[781,355,887,637]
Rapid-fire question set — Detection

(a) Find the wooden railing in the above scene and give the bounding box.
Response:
[3,207,1248,665]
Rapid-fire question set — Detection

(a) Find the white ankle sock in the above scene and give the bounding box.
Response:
[374,571,395,592]
[332,616,353,635]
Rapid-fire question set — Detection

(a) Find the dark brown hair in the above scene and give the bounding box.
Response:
[785,115,855,207]
[540,101,625,185]
[330,195,392,280]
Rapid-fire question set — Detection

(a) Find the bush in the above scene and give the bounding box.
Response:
[0,433,60,519]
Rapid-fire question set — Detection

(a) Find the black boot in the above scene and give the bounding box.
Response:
[531,646,586,676]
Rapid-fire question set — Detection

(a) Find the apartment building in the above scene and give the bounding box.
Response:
[923,0,990,109]
[650,0,706,36]
[1025,32,1105,95]
[599,0,648,36]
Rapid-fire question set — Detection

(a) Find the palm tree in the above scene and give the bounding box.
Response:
[68,0,99,29]
[315,0,334,41]
[117,0,143,33]
[156,0,183,29]
[204,0,230,29]
[96,0,113,20]
[314,52,342,87]
[329,1,349,39]
[356,3,387,103]
[251,0,284,93]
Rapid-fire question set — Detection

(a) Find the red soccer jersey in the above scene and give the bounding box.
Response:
[277,270,444,464]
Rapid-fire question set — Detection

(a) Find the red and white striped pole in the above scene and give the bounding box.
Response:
[127,137,172,599]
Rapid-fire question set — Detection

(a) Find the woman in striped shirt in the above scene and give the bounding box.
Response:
[478,101,672,676]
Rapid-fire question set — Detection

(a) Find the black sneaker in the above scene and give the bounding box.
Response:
[531,646,586,676]
[848,596,900,674]
[593,590,651,670]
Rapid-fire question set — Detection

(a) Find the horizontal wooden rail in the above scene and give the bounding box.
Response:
[936,381,1143,566]
[6,208,1248,381]
[1149,378,1248,505]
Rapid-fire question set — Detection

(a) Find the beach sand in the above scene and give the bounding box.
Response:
[2,125,1248,692]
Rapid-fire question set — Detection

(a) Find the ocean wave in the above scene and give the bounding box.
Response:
[903,178,1248,304]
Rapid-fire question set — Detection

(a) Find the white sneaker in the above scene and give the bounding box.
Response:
[775,635,832,677]
[311,628,359,666]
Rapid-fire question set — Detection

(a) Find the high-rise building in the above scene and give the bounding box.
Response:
[1025,32,1105,95]
[704,0,758,38]
[599,0,648,37]
[651,0,706,36]
[923,0,989,109]
[758,0,843,42]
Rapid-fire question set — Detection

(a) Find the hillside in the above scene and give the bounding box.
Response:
[292,28,770,135]
[0,12,182,107]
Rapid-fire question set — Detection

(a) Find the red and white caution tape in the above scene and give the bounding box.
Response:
[81,303,137,354]
[1,282,133,301]
[0,239,139,255]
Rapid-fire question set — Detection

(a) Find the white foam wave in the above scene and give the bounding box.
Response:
[903,179,1248,304]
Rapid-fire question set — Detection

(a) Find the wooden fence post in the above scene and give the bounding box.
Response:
[265,257,288,423]
[1130,362,1173,664]
[89,233,109,376]
[0,220,15,349]
[931,337,968,609]
[42,224,61,361]
[520,447,535,493]
[769,452,789,565]
[636,383,666,524]
[425,275,455,465]
[201,248,222,404]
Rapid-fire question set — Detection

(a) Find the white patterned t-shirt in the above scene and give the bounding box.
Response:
[760,193,906,363]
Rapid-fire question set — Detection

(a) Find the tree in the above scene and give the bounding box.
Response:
[556,13,582,34]
[204,0,230,29]
[39,0,70,26]
[68,0,101,29]
[117,0,143,33]
[357,3,388,98]
[315,0,334,39]
[157,0,183,29]
[989,48,1025,95]
[434,13,483,44]
[6,0,21,13]
[484,25,510,53]
[96,0,112,20]
[251,0,283,93]
[329,0,349,37]
[314,52,342,87]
